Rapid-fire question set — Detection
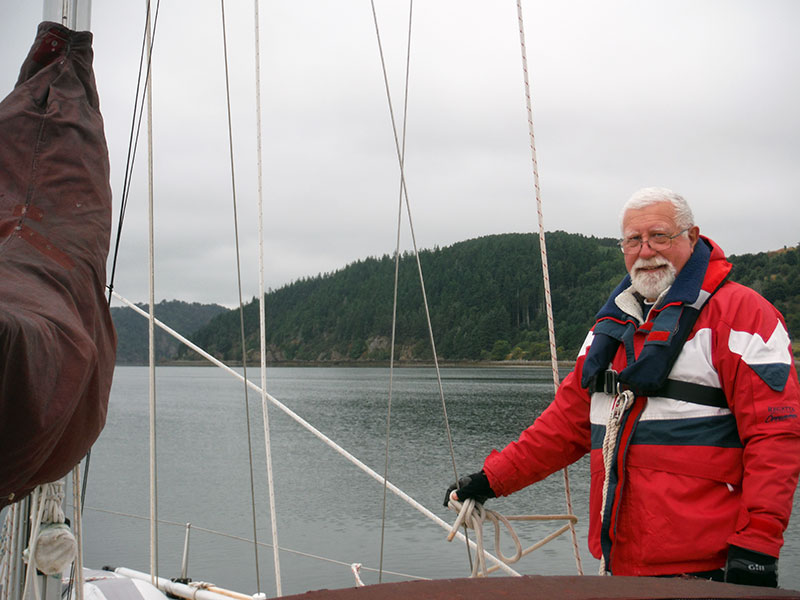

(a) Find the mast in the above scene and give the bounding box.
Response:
[0,3,103,600]
[42,0,91,31]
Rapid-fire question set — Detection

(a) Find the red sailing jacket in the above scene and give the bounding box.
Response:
[482,237,800,576]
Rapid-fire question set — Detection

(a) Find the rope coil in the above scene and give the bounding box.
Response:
[446,496,578,578]
[598,389,636,575]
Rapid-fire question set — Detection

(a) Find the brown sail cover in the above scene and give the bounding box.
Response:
[0,22,116,508]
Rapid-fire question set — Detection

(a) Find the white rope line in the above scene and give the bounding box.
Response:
[111,291,519,577]
[83,507,427,582]
[0,509,10,600]
[515,0,582,575]
[252,0,282,595]
[12,503,22,598]
[21,486,47,600]
[10,482,71,600]
[598,390,635,575]
[446,497,578,578]
[350,563,365,587]
[0,503,21,600]
[72,465,85,600]
[11,503,22,600]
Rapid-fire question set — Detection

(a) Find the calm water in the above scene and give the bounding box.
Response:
[76,366,799,596]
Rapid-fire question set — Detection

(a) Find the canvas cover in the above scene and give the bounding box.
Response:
[0,22,116,507]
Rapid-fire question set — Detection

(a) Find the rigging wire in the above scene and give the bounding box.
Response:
[367,0,473,579]
[252,0,283,595]
[64,1,163,595]
[377,0,417,584]
[112,291,521,578]
[218,0,263,593]
[107,0,162,303]
[367,0,465,535]
[370,0,472,568]
[80,0,163,537]
[90,1,587,586]
[82,506,428,583]
[515,0,582,574]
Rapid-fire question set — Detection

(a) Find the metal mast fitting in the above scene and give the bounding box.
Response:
[42,0,92,32]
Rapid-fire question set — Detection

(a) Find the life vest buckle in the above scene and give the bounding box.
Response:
[603,369,618,394]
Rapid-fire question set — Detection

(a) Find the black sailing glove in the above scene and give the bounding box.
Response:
[724,545,778,588]
[443,470,496,507]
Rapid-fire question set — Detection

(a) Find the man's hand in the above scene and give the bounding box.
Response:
[443,470,496,507]
[724,545,778,587]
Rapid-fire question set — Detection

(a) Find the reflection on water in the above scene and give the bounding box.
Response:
[81,366,799,596]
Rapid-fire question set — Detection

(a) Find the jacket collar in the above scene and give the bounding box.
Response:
[580,236,731,394]
[595,235,730,324]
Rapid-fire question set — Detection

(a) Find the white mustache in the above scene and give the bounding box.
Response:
[632,256,670,273]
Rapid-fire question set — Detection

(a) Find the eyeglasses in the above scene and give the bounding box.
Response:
[618,228,689,254]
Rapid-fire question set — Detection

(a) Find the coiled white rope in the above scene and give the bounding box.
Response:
[38,481,66,525]
[446,496,578,578]
[1,484,70,600]
[598,389,635,575]
[21,491,47,600]
[18,479,78,600]
[0,503,24,600]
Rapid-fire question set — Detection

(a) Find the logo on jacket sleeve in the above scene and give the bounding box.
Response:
[765,406,798,424]
[727,321,792,392]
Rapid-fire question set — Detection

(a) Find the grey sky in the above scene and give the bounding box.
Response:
[2,1,798,308]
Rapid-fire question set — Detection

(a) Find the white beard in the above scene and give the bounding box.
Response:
[630,256,676,300]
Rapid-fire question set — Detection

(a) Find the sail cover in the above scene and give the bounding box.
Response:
[0,22,116,508]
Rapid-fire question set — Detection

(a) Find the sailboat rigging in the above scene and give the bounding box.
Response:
[1,1,799,599]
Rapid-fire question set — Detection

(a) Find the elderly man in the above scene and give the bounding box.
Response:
[446,187,800,586]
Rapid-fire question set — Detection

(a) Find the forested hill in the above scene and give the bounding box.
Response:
[112,300,228,364]
[178,232,799,364]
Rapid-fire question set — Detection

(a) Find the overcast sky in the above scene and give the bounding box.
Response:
[2,1,798,308]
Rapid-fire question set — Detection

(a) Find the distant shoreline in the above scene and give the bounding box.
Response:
[114,359,578,368]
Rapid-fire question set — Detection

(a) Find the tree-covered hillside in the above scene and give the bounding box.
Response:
[185,232,626,363]
[112,300,228,364]
[727,246,800,338]
[123,235,798,365]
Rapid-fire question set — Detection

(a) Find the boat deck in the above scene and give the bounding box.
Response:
[280,575,800,600]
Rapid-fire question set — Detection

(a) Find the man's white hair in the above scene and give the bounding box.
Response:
[619,187,694,234]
